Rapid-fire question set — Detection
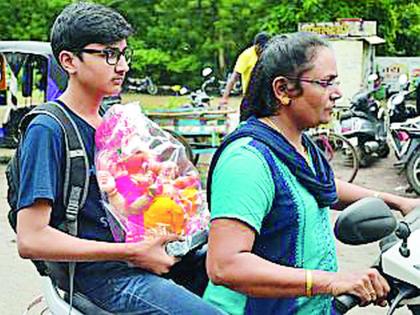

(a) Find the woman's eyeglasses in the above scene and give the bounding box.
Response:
[77,46,133,66]
[286,76,340,89]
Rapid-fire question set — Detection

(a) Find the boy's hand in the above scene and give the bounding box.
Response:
[127,234,182,275]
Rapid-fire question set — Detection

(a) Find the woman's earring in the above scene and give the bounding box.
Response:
[280,96,291,106]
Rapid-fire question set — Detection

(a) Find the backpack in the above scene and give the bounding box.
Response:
[6,101,89,302]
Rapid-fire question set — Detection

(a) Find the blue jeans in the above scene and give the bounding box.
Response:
[84,267,225,314]
[82,252,225,315]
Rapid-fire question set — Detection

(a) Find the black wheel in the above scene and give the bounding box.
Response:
[312,132,359,183]
[163,129,194,163]
[147,84,158,95]
[406,149,420,195]
[377,143,390,159]
[355,145,371,168]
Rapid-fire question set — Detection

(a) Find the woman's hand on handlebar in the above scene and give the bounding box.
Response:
[328,269,390,306]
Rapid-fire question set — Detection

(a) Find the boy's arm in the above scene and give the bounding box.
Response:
[17,199,179,275]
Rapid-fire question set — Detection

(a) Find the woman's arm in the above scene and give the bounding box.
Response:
[334,178,420,215]
[206,218,389,303]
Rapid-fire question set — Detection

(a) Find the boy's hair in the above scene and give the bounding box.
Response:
[50,2,133,64]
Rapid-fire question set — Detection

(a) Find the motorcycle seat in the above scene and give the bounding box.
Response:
[64,291,113,315]
[405,115,420,124]
[340,110,371,121]
[42,276,111,315]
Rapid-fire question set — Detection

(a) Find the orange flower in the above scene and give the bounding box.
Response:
[144,196,185,235]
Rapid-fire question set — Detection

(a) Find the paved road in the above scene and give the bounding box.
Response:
[332,153,414,315]
[0,152,415,314]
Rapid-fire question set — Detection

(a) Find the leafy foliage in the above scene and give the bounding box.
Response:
[0,0,418,86]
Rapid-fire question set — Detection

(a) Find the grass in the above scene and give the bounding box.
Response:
[122,92,241,111]
[8,90,241,112]
[122,93,190,110]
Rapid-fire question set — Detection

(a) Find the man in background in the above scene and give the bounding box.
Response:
[219,32,270,107]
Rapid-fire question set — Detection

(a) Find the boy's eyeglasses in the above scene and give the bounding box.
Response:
[286,76,340,89]
[78,46,133,66]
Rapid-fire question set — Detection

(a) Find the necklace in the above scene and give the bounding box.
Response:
[260,117,310,162]
[261,117,283,135]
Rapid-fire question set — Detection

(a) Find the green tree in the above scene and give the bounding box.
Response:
[0,0,71,41]
[1,0,418,87]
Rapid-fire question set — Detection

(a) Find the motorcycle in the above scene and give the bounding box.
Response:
[388,111,420,195]
[23,233,208,314]
[388,74,417,124]
[125,76,158,95]
[180,67,216,108]
[387,75,420,194]
[340,75,390,167]
[334,197,420,315]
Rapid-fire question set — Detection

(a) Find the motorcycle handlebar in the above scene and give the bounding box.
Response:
[201,76,216,91]
[333,261,382,314]
[334,294,360,314]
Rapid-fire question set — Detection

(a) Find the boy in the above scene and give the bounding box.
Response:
[15,2,223,314]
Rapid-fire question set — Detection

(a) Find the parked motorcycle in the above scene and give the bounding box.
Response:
[340,75,390,167]
[388,74,417,124]
[334,197,420,315]
[125,76,158,95]
[386,75,420,194]
[180,67,216,108]
[388,112,420,194]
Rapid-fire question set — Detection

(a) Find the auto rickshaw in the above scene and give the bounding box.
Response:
[0,41,67,147]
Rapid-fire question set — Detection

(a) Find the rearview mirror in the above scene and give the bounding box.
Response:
[179,87,189,95]
[202,67,213,77]
[334,197,397,245]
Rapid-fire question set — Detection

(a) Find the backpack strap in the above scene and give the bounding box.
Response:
[19,101,90,312]
[20,102,90,212]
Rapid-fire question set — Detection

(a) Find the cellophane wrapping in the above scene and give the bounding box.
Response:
[95,103,208,243]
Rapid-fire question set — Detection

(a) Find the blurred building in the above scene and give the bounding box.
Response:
[299,19,385,107]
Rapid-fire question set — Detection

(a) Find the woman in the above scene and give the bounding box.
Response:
[203,33,419,315]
